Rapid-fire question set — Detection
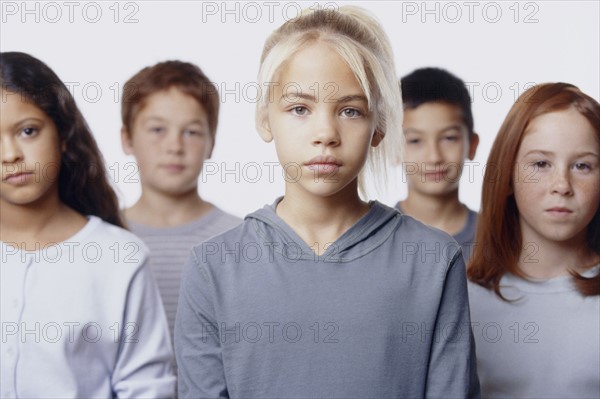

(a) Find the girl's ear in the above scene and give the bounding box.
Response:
[468,132,480,160]
[121,126,134,155]
[257,107,273,143]
[371,130,384,147]
[205,139,214,160]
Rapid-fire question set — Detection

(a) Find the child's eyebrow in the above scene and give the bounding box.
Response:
[523,149,600,158]
[438,125,463,134]
[141,116,206,124]
[279,92,367,103]
[523,150,554,157]
[402,125,462,135]
[10,117,45,128]
[280,92,316,103]
[575,151,600,158]
[334,94,368,103]
[142,116,166,123]
[183,119,208,126]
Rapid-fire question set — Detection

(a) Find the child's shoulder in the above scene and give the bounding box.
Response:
[88,216,145,242]
[391,210,464,267]
[126,206,242,238]
[396,210,458,243]
[209,206,244,230]
[190,215,251,250]
[370,201,455,243]
[83,216,150,259]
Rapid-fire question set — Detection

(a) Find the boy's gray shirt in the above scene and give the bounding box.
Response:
[175,200,480,398]
[396,202,478,263]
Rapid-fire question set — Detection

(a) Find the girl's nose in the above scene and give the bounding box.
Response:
[550,168,573,196]
[1,137,24,164]
[312,115,340,147]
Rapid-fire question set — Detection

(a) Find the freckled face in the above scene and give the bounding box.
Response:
[513,108,600,246]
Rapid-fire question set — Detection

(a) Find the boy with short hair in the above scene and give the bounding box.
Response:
[397,67,479,261]
[120,61,242,347]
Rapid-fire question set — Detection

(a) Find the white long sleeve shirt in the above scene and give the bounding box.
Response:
[0,216,175,398]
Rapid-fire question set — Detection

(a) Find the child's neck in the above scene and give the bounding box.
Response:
[400,190,467,236]
[126,186,212,228]
[518,230,598,279]
[276,184,370,256]
[0,191,86,250]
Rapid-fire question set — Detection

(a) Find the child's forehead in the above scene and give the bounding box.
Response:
[143,86,197,102]
[408,101,463,114]
[523,108,598,145]
[404,102,467,127]
[136,88,206,114]
[274,45,368,98]
[1,90,47,117]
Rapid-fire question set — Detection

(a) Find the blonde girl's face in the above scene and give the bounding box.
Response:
[0,91,63,207]
[259,41,380,199]
[513,107,600,247]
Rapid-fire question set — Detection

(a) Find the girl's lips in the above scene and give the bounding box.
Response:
[545,207,572,213]
[3,172,33,185]
[161,164,185,173]
[306,163,340,175]
[545,207,574,219]
[305,155,341,166]
[305,155,341,175]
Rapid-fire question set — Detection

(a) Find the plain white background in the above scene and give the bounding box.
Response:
[2,0,599,218]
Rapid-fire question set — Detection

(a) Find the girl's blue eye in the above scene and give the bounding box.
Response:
[291,106,307,116]
[150,127,165,134]
[342,108,361,118]
[534,160,549,168]
[406,138,420,145]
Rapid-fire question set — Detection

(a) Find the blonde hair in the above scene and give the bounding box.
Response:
[256,6,402,197]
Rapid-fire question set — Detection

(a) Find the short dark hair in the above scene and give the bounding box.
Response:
[400,67,474,136]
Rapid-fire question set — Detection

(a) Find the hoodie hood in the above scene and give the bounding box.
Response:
[244,198,401,262]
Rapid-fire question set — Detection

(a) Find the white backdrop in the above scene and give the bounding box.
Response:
[2,0,599,218]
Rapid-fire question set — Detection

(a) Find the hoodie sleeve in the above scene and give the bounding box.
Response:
[175,250,229,399]
[425,251,481,398]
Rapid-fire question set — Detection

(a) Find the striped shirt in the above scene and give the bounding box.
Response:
[127,206,242,344]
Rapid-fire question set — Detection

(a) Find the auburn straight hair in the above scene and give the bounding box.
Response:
[468,82,600,298]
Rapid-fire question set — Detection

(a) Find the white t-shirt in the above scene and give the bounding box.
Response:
[0,216,175,398]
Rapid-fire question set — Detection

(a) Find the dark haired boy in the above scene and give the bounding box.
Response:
[397,67,479,261]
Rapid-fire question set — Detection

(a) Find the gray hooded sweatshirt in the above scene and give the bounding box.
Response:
[175,200,480,398]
